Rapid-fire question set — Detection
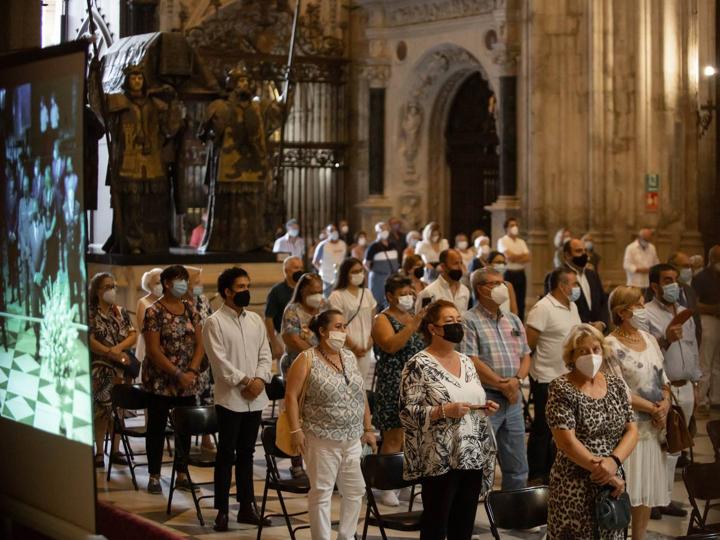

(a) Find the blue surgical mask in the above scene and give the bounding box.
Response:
[171,280,188,298]
[662,282,680,304]
[193,285,204,297]
[584,241,594,251]
[568,286,581,303]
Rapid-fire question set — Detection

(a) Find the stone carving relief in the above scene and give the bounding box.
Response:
[362,63,391,88]
[398,191,423,229]
[385,0,495,27]
[399,101,423,178]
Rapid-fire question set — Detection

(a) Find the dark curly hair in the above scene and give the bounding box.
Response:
[160,265,189,292]
[308,309,343,340]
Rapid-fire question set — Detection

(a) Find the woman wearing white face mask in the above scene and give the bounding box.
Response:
[328,258,377,383]
[546,323,638,540]
[350,230,368,260]
[89,272,138,468]
[415,221,449,282]
[285,309,377,540]
[605,286,671,540]
[135,267,164,368]
[370,274,426,505]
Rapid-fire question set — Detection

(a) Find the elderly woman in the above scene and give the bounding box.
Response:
[285,309,376,540]
[88,272,137,468]
[143,265,205,495]
[606,286,671,540]
[135,267,163,369]
[546,323,638,539]
[400,299,499,540]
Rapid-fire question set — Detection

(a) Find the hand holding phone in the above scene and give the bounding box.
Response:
[469,404,489,410]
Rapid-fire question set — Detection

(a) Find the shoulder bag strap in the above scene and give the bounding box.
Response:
[346,286,366,326]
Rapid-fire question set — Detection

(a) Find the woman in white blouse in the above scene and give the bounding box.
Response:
[400,299,499,540]
[328,257,377,383]
[135,267,163,368]
[415,222,449,282]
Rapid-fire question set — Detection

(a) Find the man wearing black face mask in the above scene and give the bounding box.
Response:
[265,256,304,360]
[544,238,607,327]
[203,267,272,531]
[415,249,470,314]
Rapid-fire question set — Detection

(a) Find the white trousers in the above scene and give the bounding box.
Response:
[699,315,720,406]
[665,382,695,501]
[305,434,365,540]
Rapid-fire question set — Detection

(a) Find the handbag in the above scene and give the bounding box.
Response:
[276,351,313,456]
[665,391,693,454]
[121,349,141,379]
[593,484,631,540]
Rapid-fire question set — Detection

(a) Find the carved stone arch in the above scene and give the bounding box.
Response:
[398,43,497,232]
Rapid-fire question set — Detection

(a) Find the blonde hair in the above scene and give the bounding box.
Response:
[608,286,643,327]
[562,323,611,367]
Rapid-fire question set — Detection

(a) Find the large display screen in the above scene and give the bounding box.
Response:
[0,45,92,446]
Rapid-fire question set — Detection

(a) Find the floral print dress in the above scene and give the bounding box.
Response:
[89,304,135,423]
[374,313,424,431]
[142,300,201,397]
[193,294,214,405]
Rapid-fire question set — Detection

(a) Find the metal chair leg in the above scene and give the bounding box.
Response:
[166,464,176,515]
[276,489,296,540]
[256,479,271,540]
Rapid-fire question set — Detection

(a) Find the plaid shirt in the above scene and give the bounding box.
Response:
[461,303,531,383]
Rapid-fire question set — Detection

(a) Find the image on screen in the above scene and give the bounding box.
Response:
[0,54,92,446]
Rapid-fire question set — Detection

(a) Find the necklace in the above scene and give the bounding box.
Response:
[613,327,641,343]
[317,346,349,385]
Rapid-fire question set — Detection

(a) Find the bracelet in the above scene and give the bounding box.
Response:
[440,403,446,419]
[364,427,374,433]
[609,454,622,469]
[290,428,302,434]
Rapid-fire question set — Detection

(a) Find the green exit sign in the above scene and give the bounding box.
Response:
[645,174,660,193]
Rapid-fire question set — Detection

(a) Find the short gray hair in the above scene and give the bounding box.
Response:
[283,256,302,270]
[470,267,502,290]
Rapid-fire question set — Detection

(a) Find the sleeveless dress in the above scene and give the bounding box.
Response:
[374,313,424,431]
[546,373,635,540]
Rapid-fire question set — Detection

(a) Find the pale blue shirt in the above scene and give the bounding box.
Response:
[646,297,701,382]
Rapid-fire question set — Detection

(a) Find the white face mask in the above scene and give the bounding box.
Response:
[398,294,414,311]
[378,230,390,241]
[102,288,117,305]
[329,231,340,241]
[575,353,603,379]
[305,293,324,308]
[327,330,346,352]
[509,225,519,236]
[629,307,649,331]
[431,233,440,243]
[493,263,507,274]
[358,237,367,246]
[679,267,693,285]
[350,272,365,286]
[490,283,509,306]
[151,284,163,297]
[457,240,468,250]
[288,227,300,237]
[340,225,349,234]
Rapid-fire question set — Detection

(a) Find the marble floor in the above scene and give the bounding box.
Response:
[96,409,720,540]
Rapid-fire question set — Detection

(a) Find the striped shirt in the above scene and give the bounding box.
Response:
[460,303,531,385]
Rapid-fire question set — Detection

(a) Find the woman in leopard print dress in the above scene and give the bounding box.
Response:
[546,324,638,539]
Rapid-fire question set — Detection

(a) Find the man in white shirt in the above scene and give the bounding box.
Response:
[203,267,272,531]
[623,228,659,289]
[415,248,470,313]
[312,223,348,296]
[497,217,531,320]
[646,263,700,520]
[525,267,582,483]
[273,218,306,259]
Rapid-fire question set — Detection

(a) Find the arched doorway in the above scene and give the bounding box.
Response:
[445,72,498,239]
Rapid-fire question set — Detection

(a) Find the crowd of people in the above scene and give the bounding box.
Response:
[88,216,720,540]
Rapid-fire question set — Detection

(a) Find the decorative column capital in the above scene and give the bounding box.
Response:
[362,62,391,88]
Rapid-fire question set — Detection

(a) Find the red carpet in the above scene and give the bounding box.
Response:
[96,500,183,540]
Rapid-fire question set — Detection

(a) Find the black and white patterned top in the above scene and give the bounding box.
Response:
[399,350,496,490]
[301,348,365,441]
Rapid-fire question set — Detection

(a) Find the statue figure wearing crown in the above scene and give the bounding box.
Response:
[198,62,280,252]
[104,65,183,254]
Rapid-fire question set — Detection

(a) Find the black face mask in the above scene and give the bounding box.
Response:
[292,270,304,283]
[447,269,463,282]
[233,290,250,308]
[413,267,425,279]
[572,253,589,268]
[439,323,464,344]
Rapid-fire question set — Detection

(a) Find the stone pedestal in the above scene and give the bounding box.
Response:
[356,195,395,239]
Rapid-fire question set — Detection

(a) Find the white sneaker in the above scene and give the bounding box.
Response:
[378,489,400,507]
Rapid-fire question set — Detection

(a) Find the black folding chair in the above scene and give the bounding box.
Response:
[484,486,549,540]
[257,425,310,540]
[167,405,218,526]
[683,461,720,535]
[361,453,422,540]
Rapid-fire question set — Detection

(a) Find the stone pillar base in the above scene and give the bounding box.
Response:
[485,195,522,247]
[356,195,394,240]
